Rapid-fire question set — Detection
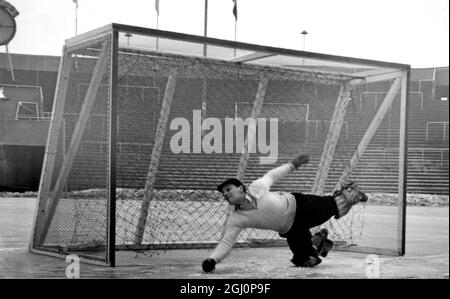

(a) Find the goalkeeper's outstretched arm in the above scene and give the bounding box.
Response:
[202,225,242,273]
[250,154,310,195]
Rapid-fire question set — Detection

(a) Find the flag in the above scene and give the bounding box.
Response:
[232,0,237,20]
[155,0,160,15]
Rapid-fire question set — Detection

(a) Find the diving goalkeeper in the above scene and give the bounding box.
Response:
[202,154,368,272]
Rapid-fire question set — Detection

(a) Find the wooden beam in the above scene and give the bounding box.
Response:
[236,77,269,181]
[350,71,403,85]
[134,69,178,245]
[364,71,403,84]
[66,24,113,52]
[398,70,410,256]
[229,52,275,63]
[333,245,401,256]
[335,77,402,189]
[30,247,110,266]
[311,83,352,195]
[38,40,111,246]
[30,47,73,249]
[352,68,399,78]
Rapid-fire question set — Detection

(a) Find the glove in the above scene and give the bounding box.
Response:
[202,258,216,273]
[291,154,309,168]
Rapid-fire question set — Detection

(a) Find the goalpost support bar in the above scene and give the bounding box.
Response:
[37,40,111,246]
[236,77,269,180]
[30,47,74,249]
[134,69,178,245]
[311,83,353,195]
[335,76,402,189]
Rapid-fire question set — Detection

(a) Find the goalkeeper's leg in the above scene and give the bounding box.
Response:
[291,193,338,227]
[333,181,368,219]
[287,227,322,268]
[285,189,368,266]
[292,181,368,224]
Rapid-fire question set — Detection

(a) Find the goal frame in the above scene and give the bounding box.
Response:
[29,23,410,266]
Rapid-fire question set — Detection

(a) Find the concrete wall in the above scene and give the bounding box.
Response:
[0,145,44,191]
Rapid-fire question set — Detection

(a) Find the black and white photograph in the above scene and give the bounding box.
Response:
[0,0,448,287]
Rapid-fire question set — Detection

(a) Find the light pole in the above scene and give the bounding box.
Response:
[301,30,308,66]
[73,0,78,36]
[125,32,132,46]
[301,30,308,51]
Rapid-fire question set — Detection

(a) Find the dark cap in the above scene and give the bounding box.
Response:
[217,178,243,192]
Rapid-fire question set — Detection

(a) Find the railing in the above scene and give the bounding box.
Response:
[383,147,449,168]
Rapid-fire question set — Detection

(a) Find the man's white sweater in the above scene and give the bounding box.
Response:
[210,163,297,263]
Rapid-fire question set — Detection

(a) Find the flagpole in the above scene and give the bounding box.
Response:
[233,0,237,57]
[74,1,78,36]
[155,0,159,51]
[203,0,208,57]
[156,14,159,51]
[157,13,159,30]
[234,19,237,57]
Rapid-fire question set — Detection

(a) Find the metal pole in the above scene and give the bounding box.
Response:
[75,1,78,36]
[233,0,237,57]
[156,1,159,51]
[156,15,159,51]
[5,45,15,81]
[301,30,308,65]
[234,19,237,57]
[398,69,410,256]
[125,32,132,46]
[108,30,119,267]
[203,0,208,56]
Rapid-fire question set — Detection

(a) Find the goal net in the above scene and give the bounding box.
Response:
[30,24,410,265]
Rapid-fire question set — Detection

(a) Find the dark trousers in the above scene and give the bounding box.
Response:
[280,193,338,264]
